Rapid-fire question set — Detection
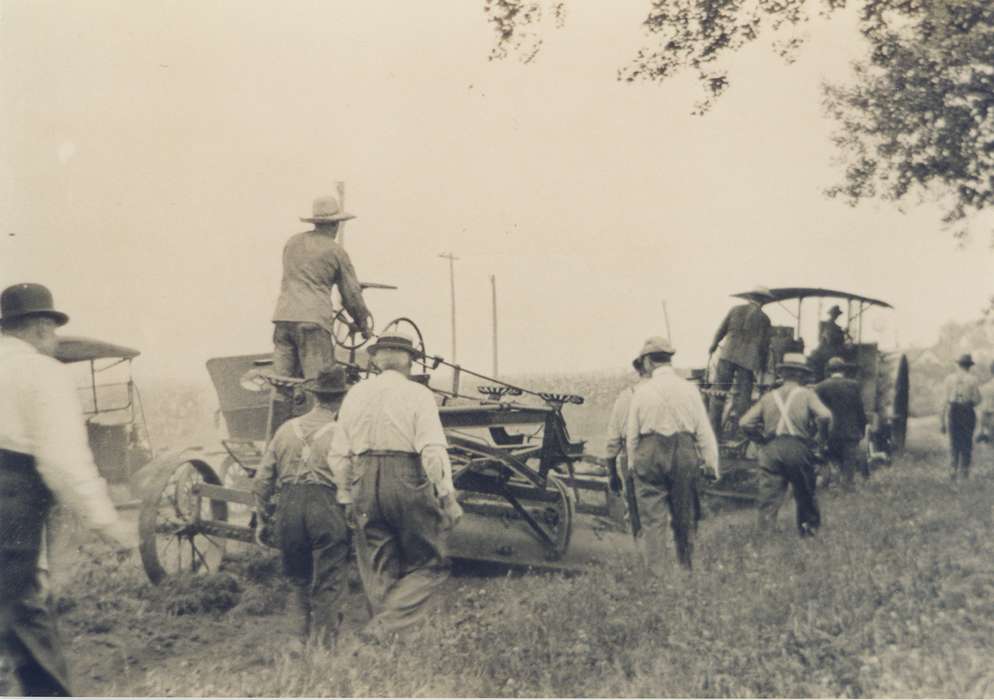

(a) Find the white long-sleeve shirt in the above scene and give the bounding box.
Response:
[328,369,454,504]
[0,335,120,531]
[604,378,648,460]
[626,365,720,478]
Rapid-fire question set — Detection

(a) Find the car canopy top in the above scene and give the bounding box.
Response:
[55,336,141,364]
[732,287,893,309]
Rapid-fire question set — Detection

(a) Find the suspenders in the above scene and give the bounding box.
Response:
[772,387,804,437]
[288,419,336,480]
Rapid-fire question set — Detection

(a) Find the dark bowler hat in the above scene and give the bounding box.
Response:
[1,283,69,326]
[957,353,975,368]
[826,356,855,373]
[827,305,843,318]
[367,330,422,357]
[302,366,348,396]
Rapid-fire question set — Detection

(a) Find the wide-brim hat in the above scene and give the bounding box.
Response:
[957,353,975,368]
[827,304,843,317]
[1,283,69,326]
[300,194,355,223]
[637,335,676,360]
[368,331,422,358]
[738,285,774,303]
[777,352,813,374]
[302,366,349,396]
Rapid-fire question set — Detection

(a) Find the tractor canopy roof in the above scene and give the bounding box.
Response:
[55,335,141,364]
[732,287,893,309]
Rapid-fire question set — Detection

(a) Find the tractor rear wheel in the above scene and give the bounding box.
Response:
[542,474,575,560]
[138,456,229,584]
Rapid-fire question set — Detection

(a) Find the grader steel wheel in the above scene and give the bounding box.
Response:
[541,474,575,560]
[138,457,229,584]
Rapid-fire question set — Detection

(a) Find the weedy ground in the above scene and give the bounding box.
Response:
[56,419,994,697]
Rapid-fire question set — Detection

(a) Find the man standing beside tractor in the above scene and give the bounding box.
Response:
[0,283,135,696]
[708,286,774,439]
[815,356,869,489]
[253,366,351,648]
[604,345,653,529]
[940,353,982,480]
[271,195,373,380]
[625,337,720,572]
[329,330,463,641]
[740,353,833,537]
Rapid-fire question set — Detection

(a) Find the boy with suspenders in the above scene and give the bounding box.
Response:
[740,353,833,536]
[254,366,350,646]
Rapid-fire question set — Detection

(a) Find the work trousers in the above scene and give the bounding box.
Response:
[948,403,976,477]
[827,437,867,487]
[708,360,755,438]
[0,450,70,696]
[756,436,821,537]
[277,482,350,645]
[272,321,335,379]
[352,453,451,639]
[631,432,702,571]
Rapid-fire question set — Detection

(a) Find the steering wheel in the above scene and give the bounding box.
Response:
[331,307,373,351]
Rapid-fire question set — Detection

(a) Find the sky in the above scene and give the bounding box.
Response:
[3,0,993,385]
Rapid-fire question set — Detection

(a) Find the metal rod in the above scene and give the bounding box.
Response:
[439,252,459,363]
[90,360,98,413]
[662,299,672,340]
[491,274,499,377]
[335,180,347,249]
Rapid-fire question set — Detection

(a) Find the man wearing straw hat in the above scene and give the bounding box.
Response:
[739,353,833,536]
[625,336,720,571]
[329,330,463,641]
[0,283,135,695]
[271,195,372,380]
[940,353,982,479]
[708,286,774,439]
[254,365,351,647]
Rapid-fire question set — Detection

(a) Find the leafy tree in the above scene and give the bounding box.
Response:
[484,0,994,239]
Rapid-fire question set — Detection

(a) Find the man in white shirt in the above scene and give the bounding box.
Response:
[626,337,719,572]
[940,353,983,479]
[328,331,462,641]
[0,283,134,696]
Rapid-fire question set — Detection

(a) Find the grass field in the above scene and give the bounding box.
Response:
[49,416,994,698]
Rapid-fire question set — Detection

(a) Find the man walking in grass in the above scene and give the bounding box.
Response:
[940,353,982,479]
[329,331,463,641]
[740,353,833,536]
[815,356,868,489]
[626,337,719,571]
[254,366,351,647]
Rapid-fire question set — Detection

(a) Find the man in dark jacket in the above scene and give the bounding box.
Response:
[708,286,774,438]
[815,357,868,488]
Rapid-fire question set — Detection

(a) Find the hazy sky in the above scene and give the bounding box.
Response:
[3,1,992,384]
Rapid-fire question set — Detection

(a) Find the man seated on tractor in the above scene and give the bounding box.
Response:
[708,286,774,439]
[815,357,868,489]
[271,195,372,380]
[253,366,351,648]
[809,305,847,380]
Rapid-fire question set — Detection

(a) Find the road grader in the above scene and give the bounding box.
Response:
[131,294,633,585]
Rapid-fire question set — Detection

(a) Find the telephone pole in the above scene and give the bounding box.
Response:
[439,252,459,362]
[490,274,499,377]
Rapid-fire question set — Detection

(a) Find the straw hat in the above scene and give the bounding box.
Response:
[636,336,676,361]
[368,330,422,357]
[300,195,355,223]
[777,352,813,375]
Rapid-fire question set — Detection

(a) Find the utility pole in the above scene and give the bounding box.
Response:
[662,299,672,341]
[439,252,459,362]
[335,180,347,248]
[490,274,499,377]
